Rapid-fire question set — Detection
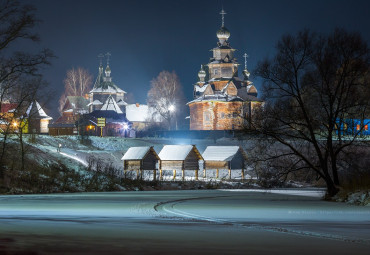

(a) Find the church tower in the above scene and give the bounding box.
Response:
[188,9,262,130]
[88,53,127,113]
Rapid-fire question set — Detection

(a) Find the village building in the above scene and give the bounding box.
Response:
[49,96,89,136]
[88,55,127,113]
[23,100,53,134]
[158,145,203,181]
[188,9,263,130]
[202,146,247,180]
[121,146,160,180]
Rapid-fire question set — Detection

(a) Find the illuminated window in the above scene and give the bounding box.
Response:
[344,123,348,130]
[356,124,360,131]
[365,125,368,131]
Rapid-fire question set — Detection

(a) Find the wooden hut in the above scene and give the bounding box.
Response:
[121,146,160,180]
[158,145,203,181]
[202,146,247,180]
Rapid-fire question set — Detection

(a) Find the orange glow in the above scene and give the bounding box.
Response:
[12,121,18,128]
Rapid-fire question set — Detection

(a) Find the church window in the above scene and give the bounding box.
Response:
[365,125,368,131]
[356,124,360,131]
[214,69,218,75]
[204,112,211,122]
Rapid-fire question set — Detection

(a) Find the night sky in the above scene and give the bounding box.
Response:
[20,0,370,118]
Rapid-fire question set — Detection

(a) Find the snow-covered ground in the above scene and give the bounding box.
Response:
[22,135,257,179]
[0,190,369,254]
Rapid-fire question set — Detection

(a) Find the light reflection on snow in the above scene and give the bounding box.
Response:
[60,152,88,167]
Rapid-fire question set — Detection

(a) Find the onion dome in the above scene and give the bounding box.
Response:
[217,26,230,44]
[198,65,206,82]
[243,68,250,80]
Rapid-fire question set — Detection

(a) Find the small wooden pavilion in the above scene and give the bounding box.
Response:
[202,146,247,180]
[158,145,203,181]
[121,146,160,180]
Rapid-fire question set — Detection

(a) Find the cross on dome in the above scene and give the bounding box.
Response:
[243,53,249,70]
[220,8,226,27]
[105,52,111,66]
[98,53,104,66]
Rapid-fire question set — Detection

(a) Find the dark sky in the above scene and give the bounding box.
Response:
[22,0,370,117]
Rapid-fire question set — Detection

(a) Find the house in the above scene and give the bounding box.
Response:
[202,146,247,180]
[49,96,89,136]
[121,146,160,180]
[126,103,162,131]
[23,100,52,134]
[158,145,203,181]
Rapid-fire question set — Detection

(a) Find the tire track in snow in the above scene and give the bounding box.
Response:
[155,195,370,245]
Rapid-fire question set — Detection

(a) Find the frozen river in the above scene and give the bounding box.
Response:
[0,189,369,254]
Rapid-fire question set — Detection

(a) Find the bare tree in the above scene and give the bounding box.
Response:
[0,0,53,177]
[58,67,92,113]
[252,29,370,197]
[147,71,186,130]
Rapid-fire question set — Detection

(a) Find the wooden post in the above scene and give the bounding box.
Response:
[140,169,143,180]
[203,169,206,178]
[228,169,231,180]
[153,169,157,181]
[241,168,244,182]
[216,169,219,178]
[136,169,139,179]
[160,169,163,180]
[173,170,176,180]
[124,169,127,178]
[195,170,198,181]
[182,169,185,181]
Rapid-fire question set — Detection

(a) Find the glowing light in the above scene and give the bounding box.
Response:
[123,123,129,130]
[12,121,18,128]
[169,105,175,112]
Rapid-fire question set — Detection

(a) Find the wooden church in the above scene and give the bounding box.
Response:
[188,9,263,130]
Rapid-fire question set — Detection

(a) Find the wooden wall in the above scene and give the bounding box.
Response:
[189,101,243,130]
[160,160,183,171]
[184,149,200,170]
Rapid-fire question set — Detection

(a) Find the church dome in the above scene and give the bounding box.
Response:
[243,69,250,79]
[198,66,206,79]
[217,26,230,41]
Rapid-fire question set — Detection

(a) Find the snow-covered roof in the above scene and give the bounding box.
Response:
[158,145,195,161]
[89,87,126,94]
[202,146,245,161]
[195,84,208,93]
[126,104,149,122]
[25,101,52,120]
[187,94,244,104]
[121,146,153,160]
[117,99,128,106]
[87,100,103,106]
[100,96,123,114]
